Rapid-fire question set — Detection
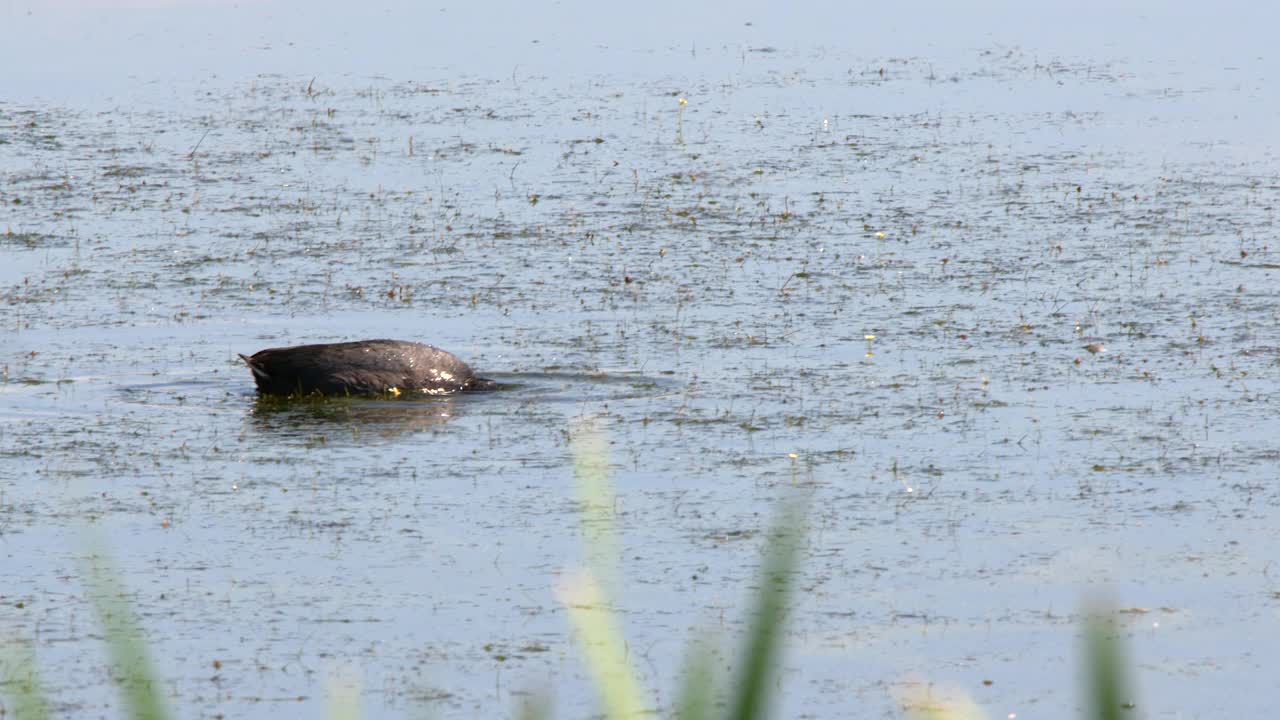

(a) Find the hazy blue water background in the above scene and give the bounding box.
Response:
[3,1,1280,718]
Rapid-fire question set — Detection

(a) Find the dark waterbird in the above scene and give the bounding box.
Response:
[239,339,496,397]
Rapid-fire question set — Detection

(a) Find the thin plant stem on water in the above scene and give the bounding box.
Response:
[676,97,687,144]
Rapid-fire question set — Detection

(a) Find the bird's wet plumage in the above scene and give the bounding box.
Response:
[239,339,495,397]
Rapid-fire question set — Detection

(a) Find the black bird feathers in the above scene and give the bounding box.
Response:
[239,339,495,396]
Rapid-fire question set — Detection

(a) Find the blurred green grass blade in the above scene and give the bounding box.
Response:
[82,547,171,720]
[566,419,647,718]
[726,499,805,720]
[571,418,620,598]
[0,638,52,720]
[674,635,716,720]
[559,572,647,720]
[1082,604,1135,720]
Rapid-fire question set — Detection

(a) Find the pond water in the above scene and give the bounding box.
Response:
[3,1,1280,718]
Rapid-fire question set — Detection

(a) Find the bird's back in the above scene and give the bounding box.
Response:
[241,339,491,396]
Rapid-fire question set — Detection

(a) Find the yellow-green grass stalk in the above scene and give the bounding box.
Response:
[571,418,621,598]
[558,571,648,719]
[565,417,647,718]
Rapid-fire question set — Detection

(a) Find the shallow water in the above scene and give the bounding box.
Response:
[3,1,1280,718]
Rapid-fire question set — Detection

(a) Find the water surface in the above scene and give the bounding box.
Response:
[3,2,1280,718]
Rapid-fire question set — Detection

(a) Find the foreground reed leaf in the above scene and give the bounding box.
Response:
[558,572,648,720]
[674,635,717,720]
[82,546,171,720]
[566,419,647,719]
[726,499,805,720]
[570,419,620,598]
[0,638,52,720]
[1082,604,1135,720]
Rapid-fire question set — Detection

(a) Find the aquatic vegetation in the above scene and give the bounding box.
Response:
[1,520,1139,720]
[558,419,804,719]
[3,29,1272,720]
[1,541,170,720]
[0,421,1137,720]
[79,547,171,720]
